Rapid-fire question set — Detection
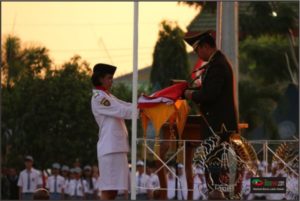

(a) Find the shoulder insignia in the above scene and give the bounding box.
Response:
[93,91,100,98]
[100,98,111,106]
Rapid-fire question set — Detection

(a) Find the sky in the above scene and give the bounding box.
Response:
[2,2,199,77]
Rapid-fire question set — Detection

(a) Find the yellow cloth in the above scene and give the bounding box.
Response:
[140,100,189,158]
[141,100,189,137]
[174,100,189,137]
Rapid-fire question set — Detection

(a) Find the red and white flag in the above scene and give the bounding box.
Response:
[138,82,188,108]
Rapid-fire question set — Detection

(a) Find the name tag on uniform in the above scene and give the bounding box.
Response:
[100,98,111,106]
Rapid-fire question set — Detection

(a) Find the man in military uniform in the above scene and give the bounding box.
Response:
[183,31,240,199]
[183,30,239,141]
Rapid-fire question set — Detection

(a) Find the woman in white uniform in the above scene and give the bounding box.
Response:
[91,63,134,200]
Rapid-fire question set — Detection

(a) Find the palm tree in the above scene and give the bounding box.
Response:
[2,35,22,88]
[2,35,53,87]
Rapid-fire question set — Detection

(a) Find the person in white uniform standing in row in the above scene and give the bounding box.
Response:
[135,160,150,200]
[67,167,87,200]
[91,63,135,200]
[194,166,208,200]
[17,156,43,200]
[46,163,65,200]
[177,163,188,200]
[166,167,176,200]
[61,165,70,199]
[83,165,98,199]
[146,161,160,199]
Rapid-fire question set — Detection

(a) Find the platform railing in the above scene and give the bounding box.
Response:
[134,137,299,196]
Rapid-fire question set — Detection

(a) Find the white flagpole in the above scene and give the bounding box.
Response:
[217,1,239,116]
[131,1,139,200]
[217,2,239,198]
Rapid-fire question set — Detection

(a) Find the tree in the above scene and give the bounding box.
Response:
[2,53,99,169]
[150,20,190,89]
[1,35,22,89]
[181,1,298,38]
[1,35,52,167]
[239,35,294,85]
[238,80,281,139]
[1,34,153,168]
[20,46,52,78]
[239,2,298,37]
[1,35,52,88]
[178,1,216,12]
[238,34,299,139]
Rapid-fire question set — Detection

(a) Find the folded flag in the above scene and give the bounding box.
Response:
[138,82,188,108]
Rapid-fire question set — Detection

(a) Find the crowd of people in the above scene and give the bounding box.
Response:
[134,160,207,200]
[1,155,298,200]
[1,156,201,200]
[1,156,101,200]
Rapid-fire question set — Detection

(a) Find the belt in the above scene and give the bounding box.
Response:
[137,193,147,195]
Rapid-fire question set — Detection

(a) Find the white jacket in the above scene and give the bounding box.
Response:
[91,89,132,157]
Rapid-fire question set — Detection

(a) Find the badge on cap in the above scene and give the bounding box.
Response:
[100,98,111,106]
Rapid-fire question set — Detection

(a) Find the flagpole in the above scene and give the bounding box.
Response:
[217,2,239,199]
[218,1,239,116]
[131,1,139,200]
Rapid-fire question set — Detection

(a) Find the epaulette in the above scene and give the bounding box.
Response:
[93,90,105,98]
